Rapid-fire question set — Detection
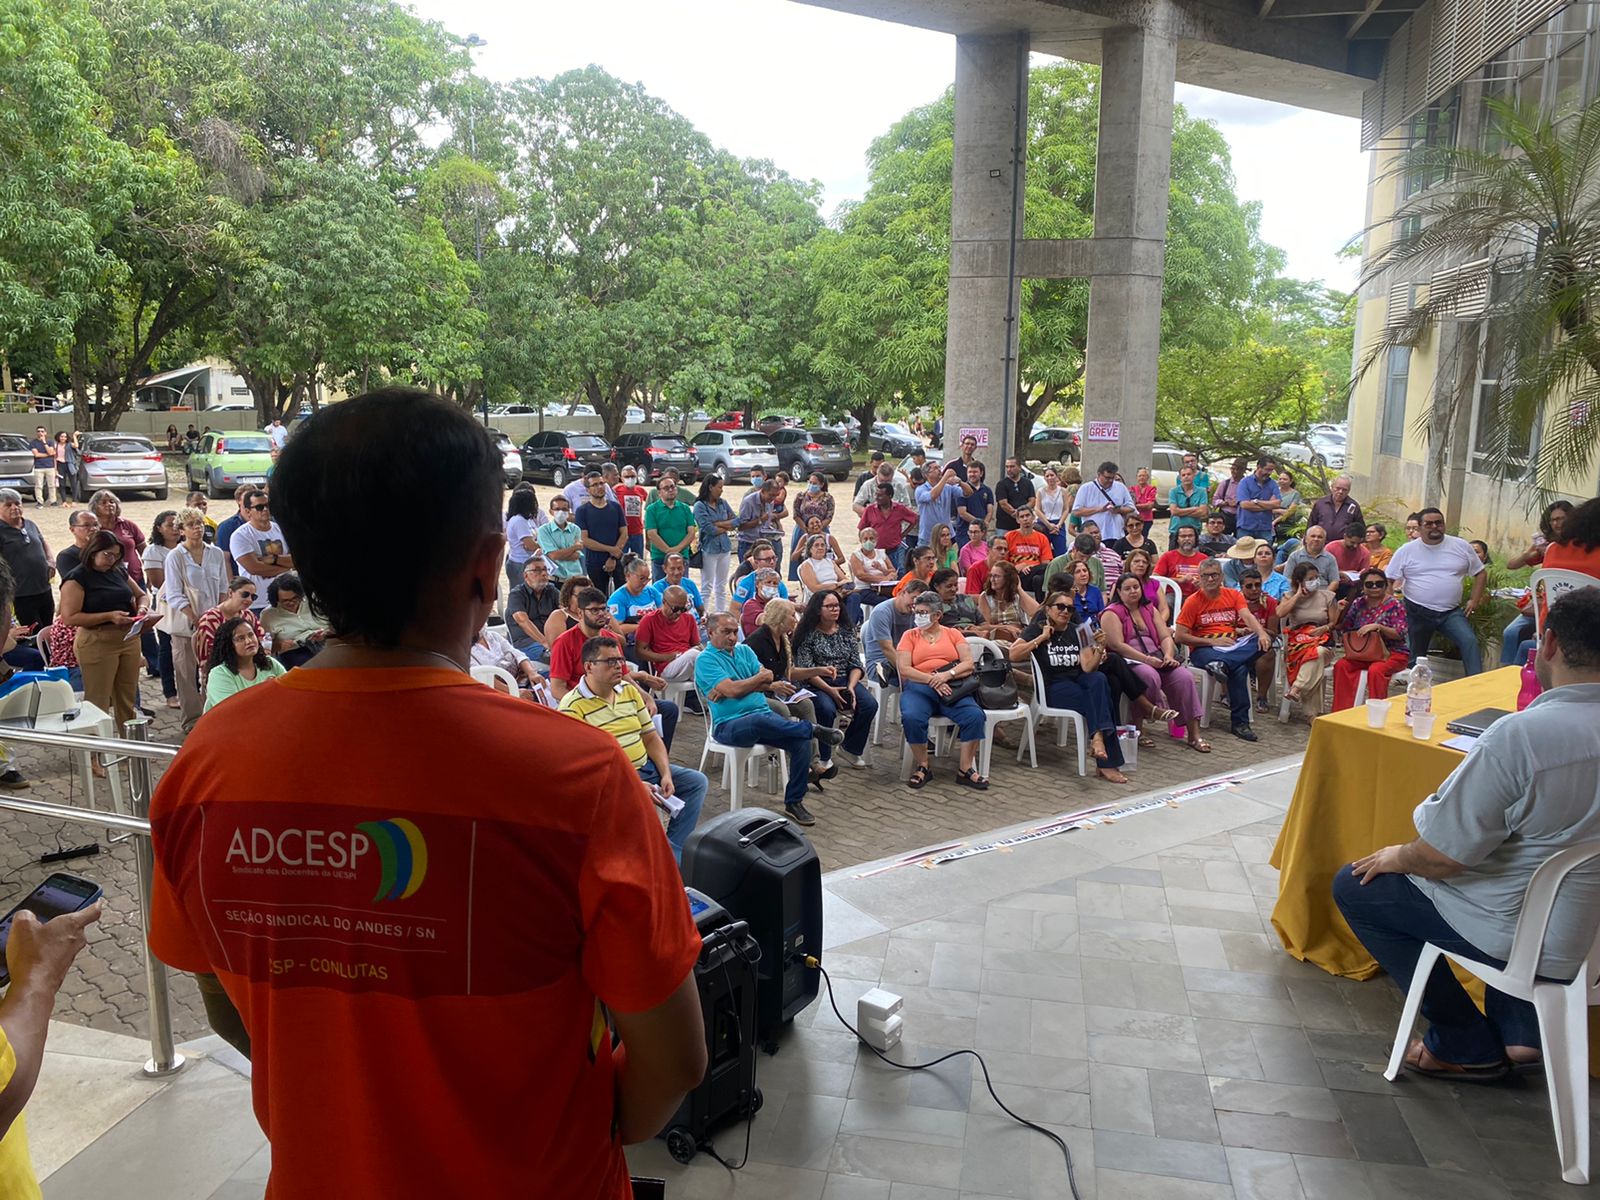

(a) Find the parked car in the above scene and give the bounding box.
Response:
[1024,426,1081,464]
[868,422,921,457]
[689,429,780,478]
[488,431,522,487]
[755,413,793,438]
[0,436,41,500]
[518,431,612,487]
[704,411,745,432]
[74,433,168,501]
[186,430,272,499]
[1145,443,1191,515]
[1273,438,1345,471]
[770,427,854,480]
[205,402,256,412]
[624,406,647,424]
[612,432,698,482]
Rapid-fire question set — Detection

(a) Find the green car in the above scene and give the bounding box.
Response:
[187,430,274,498]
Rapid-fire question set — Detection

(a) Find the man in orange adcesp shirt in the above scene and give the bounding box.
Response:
[148,389,706,1199]
[1174,557,1272,744]
[1004,507,1054,596]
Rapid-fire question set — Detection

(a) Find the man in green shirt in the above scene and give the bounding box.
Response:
[1167,464,1210,544]
[643,477,695,581]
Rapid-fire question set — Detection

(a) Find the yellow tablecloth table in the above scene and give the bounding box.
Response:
[1270,667,1600,1074]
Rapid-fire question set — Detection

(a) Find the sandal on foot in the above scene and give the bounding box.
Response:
[955,767,989,791]
[1137,733,1156,748]
[1185,736,1212,753]
[1151,707,1180,723]
[908,764,931,789]
[1400,1038,1509,1083]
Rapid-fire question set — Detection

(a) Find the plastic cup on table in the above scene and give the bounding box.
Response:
[1365,698,1391,728]
[1410,711,1436,740]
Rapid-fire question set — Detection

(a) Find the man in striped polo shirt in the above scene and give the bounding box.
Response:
[557,635,704,864]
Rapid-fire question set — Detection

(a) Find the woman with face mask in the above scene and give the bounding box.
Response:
[848,530,896,625]
[895,592,989,790]
[1277,560,1342,717]
[741,568,784,638]
[788,472,835,580]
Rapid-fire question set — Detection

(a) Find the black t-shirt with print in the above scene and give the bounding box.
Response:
[1021,616,1085,684]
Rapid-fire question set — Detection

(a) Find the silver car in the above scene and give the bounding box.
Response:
[689,429,780,478]
[0,436,42,500]
[72,433,169,501]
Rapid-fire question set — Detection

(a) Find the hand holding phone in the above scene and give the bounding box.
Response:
[0,873,103,989]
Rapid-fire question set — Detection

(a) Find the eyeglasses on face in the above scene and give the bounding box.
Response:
[593,656,626,667]
[581,605,609,615]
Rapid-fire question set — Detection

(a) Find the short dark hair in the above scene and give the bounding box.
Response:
[1419,506,1445,521]
[1098,461,1117,476]
[271,388,501,647]
[267,572,303,607]
[1073,534,1096,554]
[929,568,959,589]
[208,616,272,674]
[1546,587,1600,670]
[869,450,884,462]
[1256,456,1276,470]
[575,586,608,610]
[242,488,267,511]
[1360,567,1388,586]
[580,635,620,664]
[1289,561,1320,586]
[909,468,925,485]
[1240,568,1262,582]
[1368,522,1387,538]
[1469,539,1491,562]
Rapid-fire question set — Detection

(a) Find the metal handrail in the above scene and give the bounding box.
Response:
[0,716,185,1078]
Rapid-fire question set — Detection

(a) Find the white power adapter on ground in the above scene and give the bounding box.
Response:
[856,987,905,1051]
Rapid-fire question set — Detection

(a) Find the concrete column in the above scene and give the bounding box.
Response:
[1081,14,1177,478]
[943,33,1027,468]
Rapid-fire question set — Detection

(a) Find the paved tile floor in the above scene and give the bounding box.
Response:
[34,760,1600,1198]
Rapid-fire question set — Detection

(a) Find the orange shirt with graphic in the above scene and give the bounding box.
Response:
[148,667,699,1200]
[1177,587,1250,640]
[1005,530,1053,571]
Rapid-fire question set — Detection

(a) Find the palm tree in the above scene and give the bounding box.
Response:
[1355,98,1600,504]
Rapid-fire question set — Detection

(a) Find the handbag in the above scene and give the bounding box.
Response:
[158,549,203,638]
[973,647,1019,710]
[685,546,704,569]
[1342,625,1389,663]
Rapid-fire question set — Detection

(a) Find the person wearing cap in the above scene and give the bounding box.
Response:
[896,591,990,791]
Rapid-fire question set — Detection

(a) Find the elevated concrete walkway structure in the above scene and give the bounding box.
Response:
[791,0,1413,471]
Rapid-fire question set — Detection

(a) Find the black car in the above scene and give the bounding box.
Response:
[518,431,612,487]
[770,427,855,480]
[868,422,921,457]
[611,432,698,482]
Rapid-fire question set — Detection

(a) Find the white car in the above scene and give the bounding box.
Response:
[1274,440,1345,471]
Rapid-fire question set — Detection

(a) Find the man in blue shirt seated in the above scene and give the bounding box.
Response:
[694,612,843,827]
[862,586,917,688]
[730,542,790,608]
[646,553,705,618]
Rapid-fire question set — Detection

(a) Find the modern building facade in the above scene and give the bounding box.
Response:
[1347,4,1600,544]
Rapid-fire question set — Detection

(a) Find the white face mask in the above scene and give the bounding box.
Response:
[913,613,932,628]
[1304,578,1323,592]
[759,586,777,599]
[554,511,569,526]
[808,483,821,493]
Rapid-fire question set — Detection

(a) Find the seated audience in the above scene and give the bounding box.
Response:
[204,616,287,711]
[892,544,939,597]
[740,567,784,637]
[964,534,1010,595]
[1364,523,1393,571]
[1155,525,1207,597]
[847,529,898,624]
[645,553,705,617]
[1061,559,1104,626]
[797,532,845,605]
[505,557,562,659]
[548,586,675,745]
[1121,547,1169,622]
[897,592,989,791]
[1277,560,1343,718]
[545,574,594,646]
[1332,568,1410,710]
[1333,589,1600,1081]
[956,522,990,575]
[730,542,788,607]
[1196,512,1235,558]
[607,557,659,639]
[976,560,1038,643]
[1010,589,1129,783]
[260,573,329,669]
[931,568,982,631]
[792,591,879,770]
[694,612,840,826]
[558,636,704,863]
[1174,559,1271,741]
[470,623,547,699]
[1110,513,1153,558]
[1005,508,1054,595]
[1284,525,1339,588]
[634,586,702,682]
[863,586,917,687]
[1237,568,1280,713]
[194,577,262,666]
[1101,574,1207,752]
[929,522,958,572]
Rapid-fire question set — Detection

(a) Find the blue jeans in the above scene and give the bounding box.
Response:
[655,698,679,751]
[1332,868,1540,1063]
[808,680,878,758]
[787,524,806,580]
[1045,674,1123,768]
[897,682,985,744]
[1500,613,1535,667]
[885,543,909,574]
[1275,536,1301,564]
[711,709,816,806]
[626,533,644,558]
[1403,600,1482,676]
[1189,640,1264,728]
[637,761,706,865]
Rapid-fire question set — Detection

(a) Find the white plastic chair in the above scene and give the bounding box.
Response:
[1352,666,1410,707]
[469,664,520,696]
[1155,574,1219,728]
[692,685,786,812]
[1531,568,1600,644]
[1024,653,1088,776]
[1383,839,1600,1184]
[965,635,1036,777]
[860,622,900,746]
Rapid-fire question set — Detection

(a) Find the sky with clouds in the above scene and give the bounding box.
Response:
[408,0,1370,288]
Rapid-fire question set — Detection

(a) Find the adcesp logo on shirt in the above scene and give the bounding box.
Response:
[222,816,429,902]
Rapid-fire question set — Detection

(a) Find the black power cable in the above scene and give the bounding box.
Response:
[808,957,1083,1200]
[697,926,760,1171]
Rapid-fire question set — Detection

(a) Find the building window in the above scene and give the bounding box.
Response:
[1403,93,1459,199]
[1468,317,1536,479]
[1380,346,1410,458]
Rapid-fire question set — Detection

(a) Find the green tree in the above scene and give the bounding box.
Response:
[1155,341,1326,464]
[1357,98,1600,495]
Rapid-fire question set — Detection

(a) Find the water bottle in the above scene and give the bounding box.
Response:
[1404,656,1433,727]
[1518,645,1543,710]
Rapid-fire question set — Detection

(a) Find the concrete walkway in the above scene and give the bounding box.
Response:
[31,757,1598,1198]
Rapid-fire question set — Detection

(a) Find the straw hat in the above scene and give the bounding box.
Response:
[1227,536,1267,560]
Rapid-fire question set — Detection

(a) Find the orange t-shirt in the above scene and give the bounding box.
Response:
[1177,587,1249,640]
[893,571,934,597]
[1541,541,1600,580]
[148,667,700,1200]
[1006,530,1053,571]
[897,624,968,672]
